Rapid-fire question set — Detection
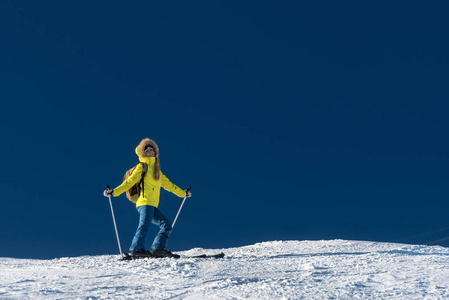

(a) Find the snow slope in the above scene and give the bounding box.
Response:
[1,240,449,299]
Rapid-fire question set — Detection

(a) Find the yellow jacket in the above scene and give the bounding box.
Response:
[113,147,186,207]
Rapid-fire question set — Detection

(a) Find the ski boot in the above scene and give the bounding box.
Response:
[130,249,154,259]
[151,249,180,258]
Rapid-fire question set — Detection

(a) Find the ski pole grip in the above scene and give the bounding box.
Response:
[186,187,192,193]
[106,184,111,190]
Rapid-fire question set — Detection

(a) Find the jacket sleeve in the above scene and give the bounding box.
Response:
[160,172,186,198]
[113,164,143,197]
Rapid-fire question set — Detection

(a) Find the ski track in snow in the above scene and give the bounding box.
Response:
[1,240,449,299]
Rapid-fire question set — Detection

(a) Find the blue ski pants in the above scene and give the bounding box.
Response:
[129,205,172,252]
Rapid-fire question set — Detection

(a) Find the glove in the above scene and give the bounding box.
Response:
[185,189,192,198]
[103,188,114,197]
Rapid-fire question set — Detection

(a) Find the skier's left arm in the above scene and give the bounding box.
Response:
[160,172,188,198]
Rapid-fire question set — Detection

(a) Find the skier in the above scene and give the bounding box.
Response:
[103,138,191,258]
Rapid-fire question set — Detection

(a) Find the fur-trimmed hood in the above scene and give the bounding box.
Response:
[135,138,159,159]
[135,138,161,181]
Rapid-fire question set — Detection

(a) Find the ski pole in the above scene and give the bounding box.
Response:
[172,187,191,229]
[106,184,123,257]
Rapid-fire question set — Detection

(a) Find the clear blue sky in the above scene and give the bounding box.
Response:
[1,1,448,259]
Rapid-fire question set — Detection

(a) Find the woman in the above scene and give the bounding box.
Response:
[104,138,190,258]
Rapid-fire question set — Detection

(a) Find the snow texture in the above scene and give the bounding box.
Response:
[1,240,449,299]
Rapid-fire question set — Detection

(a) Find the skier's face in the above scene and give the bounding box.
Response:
[144,146,155,157]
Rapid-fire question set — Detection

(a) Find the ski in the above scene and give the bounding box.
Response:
[187,252,225,259]
[120,252,225,260]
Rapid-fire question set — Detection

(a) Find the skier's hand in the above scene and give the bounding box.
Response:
[185,189,192,198]
[103,188,114,197]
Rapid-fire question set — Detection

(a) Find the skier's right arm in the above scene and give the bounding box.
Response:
[112,164,143,197]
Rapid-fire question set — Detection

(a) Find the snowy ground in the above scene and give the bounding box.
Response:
[1,240,449,299]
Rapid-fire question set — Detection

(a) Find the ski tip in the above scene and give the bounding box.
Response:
[209,252,225,258]
[189,252,225,259]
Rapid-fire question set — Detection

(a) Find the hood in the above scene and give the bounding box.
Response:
[135,138,159,163]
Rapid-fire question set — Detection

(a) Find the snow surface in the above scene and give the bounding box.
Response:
[1,240,449,299]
